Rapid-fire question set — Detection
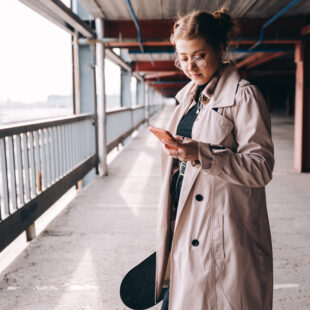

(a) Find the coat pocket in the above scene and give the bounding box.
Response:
[212,213,225,261]
[197,109,234,145]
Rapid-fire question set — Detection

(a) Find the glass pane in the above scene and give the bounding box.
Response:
[105,59,121,110]
[131,77,137,106]
[0,0,73,126]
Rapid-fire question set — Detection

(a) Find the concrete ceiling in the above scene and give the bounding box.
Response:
[78,0,310,20]
[77,0,309,97]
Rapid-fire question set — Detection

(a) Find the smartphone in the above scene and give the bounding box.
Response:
[149,127,178,150]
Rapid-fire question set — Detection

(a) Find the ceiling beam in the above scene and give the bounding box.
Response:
[149,82,187,89]
[103,39,299,49]
[236,52,287,69]
[104,17,305,41]
[18,0,93,37]
[132,61,176,72]
[144,71,183,79]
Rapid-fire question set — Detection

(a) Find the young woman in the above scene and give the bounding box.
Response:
[156,9,274,310]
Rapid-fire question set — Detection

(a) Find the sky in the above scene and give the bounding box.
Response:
[0,0,120,103]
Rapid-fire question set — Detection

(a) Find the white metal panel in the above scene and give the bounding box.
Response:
[15,135,25,207]
[7,137,18,212]
[0,138,10,219]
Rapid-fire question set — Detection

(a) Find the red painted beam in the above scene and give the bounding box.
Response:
[236,52,286,69]
[301,24,310,36]
[104,39,299,48]
[144,71,185,80]
[157,90,179,98]
[105,41,172,48]
[149,82,187,89]
[132,61,176,72]
[104,20,174,40]
[104,17,304,41]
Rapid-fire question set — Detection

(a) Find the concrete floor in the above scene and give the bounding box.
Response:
[0,106,309,310]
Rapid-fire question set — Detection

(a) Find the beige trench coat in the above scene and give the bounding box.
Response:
[155,63,274,310]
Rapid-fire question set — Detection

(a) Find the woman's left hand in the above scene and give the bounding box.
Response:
[162,135,199,162]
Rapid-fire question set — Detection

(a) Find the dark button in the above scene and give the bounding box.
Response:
[192,239,199,247]
[195,194,203,201]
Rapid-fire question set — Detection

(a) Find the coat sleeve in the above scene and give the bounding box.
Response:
[197,84,274,187]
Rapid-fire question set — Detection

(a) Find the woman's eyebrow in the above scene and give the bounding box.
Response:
[178,49,207,55]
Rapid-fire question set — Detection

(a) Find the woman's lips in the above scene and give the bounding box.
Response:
[191,73,201,78]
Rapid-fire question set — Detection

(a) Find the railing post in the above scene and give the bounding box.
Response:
[73,0,98,185]
[145,83,150,125]
[95,18,108,176]
[26,224,36,242]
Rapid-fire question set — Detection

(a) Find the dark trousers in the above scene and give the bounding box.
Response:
[161,286,170,310]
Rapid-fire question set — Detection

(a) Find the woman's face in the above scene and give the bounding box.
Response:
[175,37,221,85]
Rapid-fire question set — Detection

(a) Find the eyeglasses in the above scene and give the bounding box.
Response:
[174,54,209,70]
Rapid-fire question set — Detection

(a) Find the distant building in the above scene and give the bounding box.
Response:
[47,95,72,107]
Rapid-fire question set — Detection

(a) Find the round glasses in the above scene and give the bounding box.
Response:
[174,54,209,70]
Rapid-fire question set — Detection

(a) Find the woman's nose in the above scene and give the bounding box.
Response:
[187,60,197,71]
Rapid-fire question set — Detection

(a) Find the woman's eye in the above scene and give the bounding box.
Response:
[180,58,188,62]
[198,54,206,59]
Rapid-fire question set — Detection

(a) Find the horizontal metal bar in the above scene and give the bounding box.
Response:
[131,105,146,111]
[103,39,300,49]
[106,105,146,115]
[107,119,145,153]
[150,81,187,84]
[0,114,95,138]
[18,0,93,38]
[128,50,175,54]
[105,49,131,72]
[132,72,144,82]
[0,154,97,253]
[106,107,132,115]
[230,48,294,53]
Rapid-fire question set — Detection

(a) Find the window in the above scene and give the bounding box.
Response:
[0,0,73,126]
[105,59,121,110]
[131,77,137,106]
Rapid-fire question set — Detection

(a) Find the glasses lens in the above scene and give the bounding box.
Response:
[174,58,182,70]
[175,54,208,70]
[192,56,206,67]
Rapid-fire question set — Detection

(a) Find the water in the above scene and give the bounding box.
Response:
[0,102,72,127]
[0,95,121,127]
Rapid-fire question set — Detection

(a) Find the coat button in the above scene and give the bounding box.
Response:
[192,239,199,247]
[195,194,203,201]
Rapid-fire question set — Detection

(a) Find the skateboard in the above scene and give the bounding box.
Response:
[120,251,168,309]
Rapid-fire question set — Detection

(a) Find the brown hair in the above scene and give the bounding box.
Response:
[170,9,235,53]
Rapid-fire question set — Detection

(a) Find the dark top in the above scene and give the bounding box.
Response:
[170,83,207,223]
[176,83,207,138]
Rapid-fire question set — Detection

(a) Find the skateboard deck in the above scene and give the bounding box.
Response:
[120,251,167,309]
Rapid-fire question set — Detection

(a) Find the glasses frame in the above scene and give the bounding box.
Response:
[174,53,209,71]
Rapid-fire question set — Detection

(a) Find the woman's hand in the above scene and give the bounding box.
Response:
[162,135,199,162]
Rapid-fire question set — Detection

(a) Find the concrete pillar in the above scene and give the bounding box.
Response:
[95,18,108,176]
[294,40,310,172]
[145,84,150,125]
[137,80,144,106]
[76,44,97,184]
[74,0,97,184]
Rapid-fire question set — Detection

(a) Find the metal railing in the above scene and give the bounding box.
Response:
[0,102,162,252]
[106,104,160,152]
[0,114,97,252]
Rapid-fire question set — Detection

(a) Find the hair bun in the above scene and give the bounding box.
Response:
[213,8,234,35]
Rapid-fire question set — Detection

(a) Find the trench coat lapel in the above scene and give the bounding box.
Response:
[162,85,196,181]
[173,64,240,229]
